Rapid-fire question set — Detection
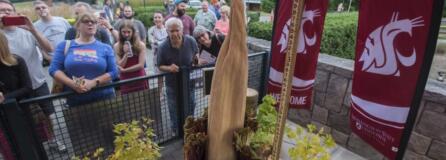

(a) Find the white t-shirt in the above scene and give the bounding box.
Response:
[34,16,71,56]
[4,28,46,89]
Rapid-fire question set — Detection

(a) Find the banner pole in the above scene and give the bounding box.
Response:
[263,0,280,100]
[270,0,305,159]
[395,0,445,159]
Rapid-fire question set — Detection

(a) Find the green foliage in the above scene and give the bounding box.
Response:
[234,95,277,159]
[73,118,161,160]
[320,12,358,60]
[128,0,165,8]
[247,11,261,23]
[250,95,277,151]
[286,124,336,160]
[133,6,165,28]
[109,119,160,160]
[261,0,275,13]
[133,6,166,14]
[255,95,277,134]
[247,12,358,60]
[134,6,198,28]
[328,0,359,12]
[135,12,155,28]
[248,21,273,42]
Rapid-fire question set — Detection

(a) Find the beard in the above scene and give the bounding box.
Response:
[170,34,183,49]
[176,9,185,17]
[124,15,133,19]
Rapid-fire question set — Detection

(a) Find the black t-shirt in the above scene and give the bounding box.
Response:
[200,34,225,57]
[157,35,199,88]
[0,56,32,101]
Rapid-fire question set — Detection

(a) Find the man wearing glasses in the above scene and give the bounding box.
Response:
[33,1,71,65]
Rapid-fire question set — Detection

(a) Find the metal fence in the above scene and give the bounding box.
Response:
[0,51,269,160]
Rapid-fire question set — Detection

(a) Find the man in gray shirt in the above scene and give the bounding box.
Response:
[113,5,146,43]
[194,1,216,31]
[33,1,71,62]
[0,0,53,98]
[157,18,198,133]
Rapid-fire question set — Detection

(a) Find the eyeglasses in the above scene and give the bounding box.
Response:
[0,8,14,14]
[80,19,97,24]
[196,33,206,39]
[34,7,47,10]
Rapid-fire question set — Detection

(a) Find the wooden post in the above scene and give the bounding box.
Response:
[270,0,306,159]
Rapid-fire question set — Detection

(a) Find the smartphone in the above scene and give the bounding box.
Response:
[124,41,134,57]
[99,12,106,18]
[1,16,26,26]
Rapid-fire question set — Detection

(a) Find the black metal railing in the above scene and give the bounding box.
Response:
[0,51,269,160]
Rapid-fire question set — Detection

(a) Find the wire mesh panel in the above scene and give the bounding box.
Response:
[188,67,208,118]
[6,51,269,160]
[189,52,268,118]
[18,74,178,160]
[247,53,268,94]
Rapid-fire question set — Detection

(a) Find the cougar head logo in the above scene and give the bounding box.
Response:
[359,12,423,76]
[278,8,321,54]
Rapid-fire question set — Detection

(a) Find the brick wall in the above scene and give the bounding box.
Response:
[248,37,446,160]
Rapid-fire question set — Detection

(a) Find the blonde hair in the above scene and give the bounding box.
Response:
[74,13,97,38]
[0,31,17,66]
[75,12,97,28]
[220,5,230,17]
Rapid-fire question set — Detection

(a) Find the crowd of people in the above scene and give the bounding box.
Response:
[0,0,229,158]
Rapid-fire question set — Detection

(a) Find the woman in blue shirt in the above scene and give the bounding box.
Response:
[49,13,119,106]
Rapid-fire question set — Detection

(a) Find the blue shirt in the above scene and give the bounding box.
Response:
[49,40,119,106]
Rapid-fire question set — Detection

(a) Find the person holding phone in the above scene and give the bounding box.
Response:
[33,1,71,63]
[113,20,148,94]
[0,0,66,152]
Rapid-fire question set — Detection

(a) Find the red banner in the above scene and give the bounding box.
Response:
[267,0,328,109]
[350,0,434,159]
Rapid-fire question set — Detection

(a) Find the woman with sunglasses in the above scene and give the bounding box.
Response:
[49,13,119,106]
[114,20,148,94]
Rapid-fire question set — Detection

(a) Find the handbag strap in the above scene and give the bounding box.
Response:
[64,40,71,56]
